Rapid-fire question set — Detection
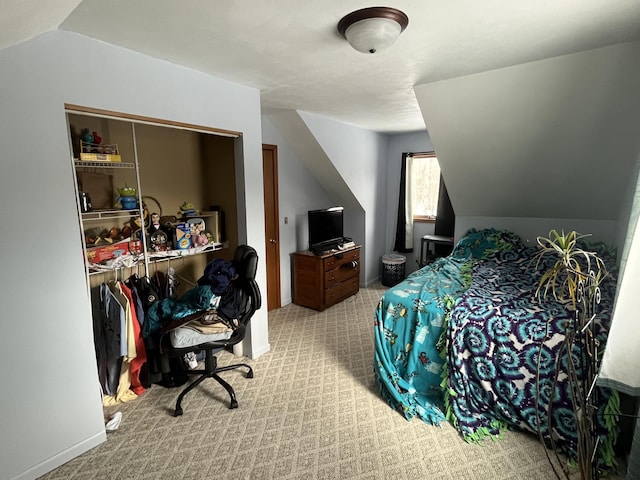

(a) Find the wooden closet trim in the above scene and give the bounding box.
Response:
[64,103,242,137]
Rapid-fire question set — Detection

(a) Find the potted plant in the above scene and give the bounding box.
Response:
[533,229,615,480]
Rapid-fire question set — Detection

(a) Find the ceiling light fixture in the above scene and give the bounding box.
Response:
[337,6,409,54]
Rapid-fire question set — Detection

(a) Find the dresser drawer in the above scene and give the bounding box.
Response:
[325,261,360,287]
[323,248,360,271]
[325,276,359,305]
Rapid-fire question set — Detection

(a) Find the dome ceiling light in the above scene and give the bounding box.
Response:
[337,6,409,54]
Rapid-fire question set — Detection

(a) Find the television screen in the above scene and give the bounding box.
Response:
[308,207,344,251]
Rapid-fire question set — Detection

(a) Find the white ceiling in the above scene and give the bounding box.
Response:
[3,0,640,133]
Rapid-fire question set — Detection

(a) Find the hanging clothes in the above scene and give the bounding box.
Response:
[91,283,126,396]
[128,274,162,318]
[91,286,114,396]
[102,281,138,406]
[127,273,166,385]
[119,282,147,395]
[125,275,146,329]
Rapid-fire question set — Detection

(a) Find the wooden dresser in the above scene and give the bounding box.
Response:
[292,245,360,311]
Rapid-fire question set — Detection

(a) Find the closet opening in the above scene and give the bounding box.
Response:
[65,103,247,407]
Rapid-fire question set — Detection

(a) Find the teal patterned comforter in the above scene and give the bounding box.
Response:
[374,255,471,425]
[374,229,619,466]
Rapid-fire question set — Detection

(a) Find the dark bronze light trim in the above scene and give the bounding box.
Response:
[337,7,409,39]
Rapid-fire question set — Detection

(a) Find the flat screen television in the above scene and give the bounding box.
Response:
[308,206,344,252]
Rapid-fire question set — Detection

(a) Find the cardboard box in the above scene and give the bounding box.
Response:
[202,211,221,243]
[174,223,192,250]
[80,140,121,162]
[86,242,130,264]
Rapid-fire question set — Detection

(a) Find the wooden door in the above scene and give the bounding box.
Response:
[262,144,281,310]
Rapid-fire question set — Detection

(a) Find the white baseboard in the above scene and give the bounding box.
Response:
[365,276,381,287]
[11,431,106,480]
[251,343,271,359]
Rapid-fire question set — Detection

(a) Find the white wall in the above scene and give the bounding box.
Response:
[0,30,267,480]
[297,112,389,286]
[261,116,334,305]
[267,107,636,287]
[415,41,640,226]
[266,110,390,286]
[455,216,617,247]
[616,152,640,267]
[263,118,440,284]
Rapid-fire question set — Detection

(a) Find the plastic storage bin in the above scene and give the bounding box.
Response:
[382,254,406,287]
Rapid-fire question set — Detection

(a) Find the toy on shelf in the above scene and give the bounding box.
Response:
[81,128,94,145]
[79,128,121,162]
[84,225,129,247]
[147,212,173,251]
[116,185,138,210]
[179,201,197,216]
[188,218,209,246]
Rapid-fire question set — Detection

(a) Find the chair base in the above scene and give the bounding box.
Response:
[173,348,253,416]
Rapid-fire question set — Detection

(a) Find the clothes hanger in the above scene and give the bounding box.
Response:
[176,273,197,288]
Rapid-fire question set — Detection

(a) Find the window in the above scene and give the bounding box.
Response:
[410,152,440,222]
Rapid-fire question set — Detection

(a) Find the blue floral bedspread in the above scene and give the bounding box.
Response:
[374,228,619,466]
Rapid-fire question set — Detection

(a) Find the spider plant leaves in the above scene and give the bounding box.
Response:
[533,230,607,309]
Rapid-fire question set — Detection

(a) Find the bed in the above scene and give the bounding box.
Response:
[374,228,619,468]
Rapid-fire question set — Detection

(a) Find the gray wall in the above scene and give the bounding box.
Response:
[297,111,388,286]
[261,116,334,305]
[266,111,390,286]
[0,30,268,480]
[262,120,442,293]
[415,40,640,251]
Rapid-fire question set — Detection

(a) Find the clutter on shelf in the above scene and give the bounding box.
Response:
[79,133,121,162]
[83,200,225,269]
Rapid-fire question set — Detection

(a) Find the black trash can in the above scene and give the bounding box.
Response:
[381,254,406,287]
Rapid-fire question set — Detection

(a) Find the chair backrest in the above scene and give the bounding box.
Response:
[233,244,258,282]
[230,245,261,327]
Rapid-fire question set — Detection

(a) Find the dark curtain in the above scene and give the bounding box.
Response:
[433,175,455,256]
[394,153,412,253]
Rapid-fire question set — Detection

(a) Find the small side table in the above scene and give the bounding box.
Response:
[420,234,454,267]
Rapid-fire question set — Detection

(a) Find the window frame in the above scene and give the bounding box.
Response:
[410,151,440,223]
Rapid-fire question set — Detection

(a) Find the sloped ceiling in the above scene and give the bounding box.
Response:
[415,40,640,221]
[2,1,640,223]
[0,0,82,49]
[3,1,640,134]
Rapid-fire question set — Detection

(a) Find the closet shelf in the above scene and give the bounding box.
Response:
[87,242,229,275]
[87,252,144,275]
[74,160,135,169]
[148,242,227,261]
[82,209,139,221]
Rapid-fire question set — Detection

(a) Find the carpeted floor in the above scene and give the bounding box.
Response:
[39,283,625,479]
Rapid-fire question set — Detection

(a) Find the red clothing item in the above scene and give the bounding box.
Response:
[120,282,147,395]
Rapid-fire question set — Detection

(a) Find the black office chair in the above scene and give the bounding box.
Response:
[158,245,261,416]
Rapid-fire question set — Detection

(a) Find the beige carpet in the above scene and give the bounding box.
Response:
[40,283,625,480]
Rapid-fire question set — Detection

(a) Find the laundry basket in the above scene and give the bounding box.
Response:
[381,254,406,287]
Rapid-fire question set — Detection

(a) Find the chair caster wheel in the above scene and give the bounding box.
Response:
[230,399,238,409]
[175,407,183,417]
[247,370,254,379]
